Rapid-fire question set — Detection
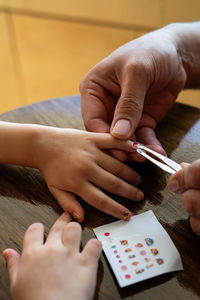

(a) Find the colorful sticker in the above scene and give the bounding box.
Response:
[114,250,118,253]
[125,274,131,279]
[144,257,150,262]
[134,268,144,274]
[120,240,128,246]
[140,250,146,256]
[144,238,154,246]
[121,265,127,271]
[146,263,154,269]
[156,258,164,265]
[128,255,136,259]
[125,248,132,253]
[135,243,143,248]
[111,245,116,249]
[151,248,159,256]
[132,261,139,266]
[118,260,123,263]
[116,255,120,258]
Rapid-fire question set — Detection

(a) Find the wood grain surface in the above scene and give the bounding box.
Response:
[0,95,200,300]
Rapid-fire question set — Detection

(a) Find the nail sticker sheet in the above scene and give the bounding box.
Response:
[93,210,183,288]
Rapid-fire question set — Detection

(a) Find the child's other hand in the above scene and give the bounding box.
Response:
[36,128,143,222]
[169,159,200,235]
[3,213,102,300]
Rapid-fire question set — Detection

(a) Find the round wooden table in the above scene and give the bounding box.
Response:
[0,95,200,299]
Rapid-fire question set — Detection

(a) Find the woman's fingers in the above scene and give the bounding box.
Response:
[190,216,200,235]
[98,151,141,185]
[80,183,132,220]
[92,133,134,152]
[46,212,72,246]
[23,223,44,252]
[89,165,144,202]
[49,188,85,223]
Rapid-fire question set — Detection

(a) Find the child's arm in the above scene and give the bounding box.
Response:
[3,213,102,300]
[0,122,144,221]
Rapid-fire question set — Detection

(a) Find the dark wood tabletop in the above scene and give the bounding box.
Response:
[0,95,200,300]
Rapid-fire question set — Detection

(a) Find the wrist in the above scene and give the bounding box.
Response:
[163,22,200,88]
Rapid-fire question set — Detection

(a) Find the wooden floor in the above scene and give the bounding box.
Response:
[0,1,200,113]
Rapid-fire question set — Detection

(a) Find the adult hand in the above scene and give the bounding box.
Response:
[169,160,200,235]
[80,24,187,161]
[3,213,102,300]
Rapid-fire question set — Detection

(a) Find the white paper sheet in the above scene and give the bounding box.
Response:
[93,210,183,287]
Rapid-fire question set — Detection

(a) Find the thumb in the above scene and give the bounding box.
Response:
[3,248,20,285]
[110,70,147,140]
[169,160,200,193]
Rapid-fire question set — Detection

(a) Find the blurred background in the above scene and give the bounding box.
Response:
[0,0,200,113]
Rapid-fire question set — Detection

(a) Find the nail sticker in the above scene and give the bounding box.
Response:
[134,268,144,274]
[114,250,118,253]
[132,261,139,266]
[125,274,131,279]
[128,255,136,259]
[144,257,150,262]
[104,232,110,236]
[151,248,159,256]
[120,240,128,246]
[145,238,154,246]
[116,255,120,258]
[135,243,143,248]
[121,265,127,271]
[111,245,116,249]
[156,258,164,265]
[140,250,146,256]
[125,248,132,253]
[146,263,154,269]
[118,260,123,263]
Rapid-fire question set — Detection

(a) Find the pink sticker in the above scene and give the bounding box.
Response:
[144,257,150,262]
[125,274,131,279]
[104,232,110,236]
[116,255,120,258]
[118,260,123,263]
[114,250,118,253]
[140,250,146,256]
[121,265,127,271]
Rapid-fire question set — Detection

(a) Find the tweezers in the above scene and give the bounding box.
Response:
[135,144,182,175]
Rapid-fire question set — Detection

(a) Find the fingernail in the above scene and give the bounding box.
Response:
[123,212,132,221]
[132,142,139,150]
[112,119,131,138]
[136,176,142,185]
[136,192,144,201]
[169,179,181,192]
[73,213,81,222]
[2,250,8,262]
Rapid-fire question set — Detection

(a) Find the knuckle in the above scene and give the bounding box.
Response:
[182,192,197,215]
[27,222,43,233]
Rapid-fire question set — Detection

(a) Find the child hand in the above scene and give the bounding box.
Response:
[36,128,143,222]
[169,160,200,235]
[3,212,102,300]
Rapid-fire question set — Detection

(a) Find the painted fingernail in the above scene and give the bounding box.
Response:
[123,212,132,221]
[136,192,144,201]
[169,179,181,192]
[132,142,139,150]
[112,119,131,138]
[2,250,8,262]
[73,213,81,222]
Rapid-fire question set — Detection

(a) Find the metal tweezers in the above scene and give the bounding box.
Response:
[136,144,182,175]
